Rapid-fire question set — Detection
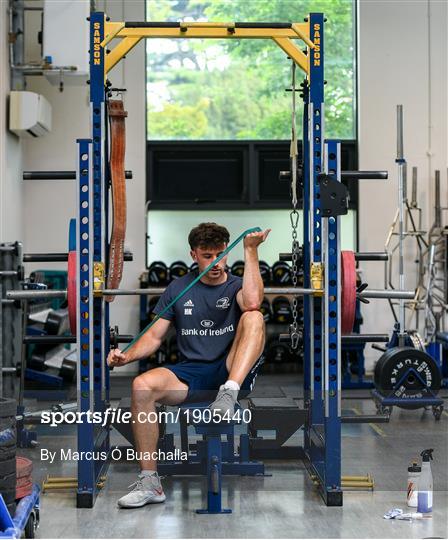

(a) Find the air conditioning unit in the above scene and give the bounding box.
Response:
[9,91,52,137]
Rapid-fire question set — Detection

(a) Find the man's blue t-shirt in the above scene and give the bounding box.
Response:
[153,272,243,363]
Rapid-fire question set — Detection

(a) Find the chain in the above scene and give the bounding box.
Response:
[290,210,300,349]
[289,61,300,350]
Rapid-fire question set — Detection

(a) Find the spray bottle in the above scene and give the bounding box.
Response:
[417,449,434,513]
[407,461,421,507]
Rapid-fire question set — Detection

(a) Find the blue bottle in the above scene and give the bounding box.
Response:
[417,449,434,513]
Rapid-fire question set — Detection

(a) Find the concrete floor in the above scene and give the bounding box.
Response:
[19,374,448,539]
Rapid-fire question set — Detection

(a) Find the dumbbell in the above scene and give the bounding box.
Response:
[259,261,271,285]
[271,261,292,285]
[272,296,293,324]
[167,335,179,364]
[189,262,198,274]
[260,297,272,323]
[231,260,245,278]
[147,261,169,286]
[44,309,70,335]
[264,335,294,364]
[145,296,161,325]
[148,341,166,366]
[28,347,52,371]
[60,357,76,382]
[169,261,189,281]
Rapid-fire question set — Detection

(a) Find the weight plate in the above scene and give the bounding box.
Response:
[374,347,441,408]
[341,250,356,335]
[0,458,16,490]
[0,398,16,419]
[16,480,33,500]
[16,474,32,488]
[16,457,33,479]
[0,427,16,461]
[1,487,17,505]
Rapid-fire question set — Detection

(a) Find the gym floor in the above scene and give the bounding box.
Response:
[21,374,447,539]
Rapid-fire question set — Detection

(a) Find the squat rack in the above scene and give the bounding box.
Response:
[78,11,341,508]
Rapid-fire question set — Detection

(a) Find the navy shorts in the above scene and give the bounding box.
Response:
[163,356,263,404]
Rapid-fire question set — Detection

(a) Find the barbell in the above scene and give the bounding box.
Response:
[7,249,415,337]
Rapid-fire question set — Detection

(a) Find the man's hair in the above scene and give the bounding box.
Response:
[188,222,230,250]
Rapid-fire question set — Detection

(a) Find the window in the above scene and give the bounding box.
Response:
[146,0,356,141]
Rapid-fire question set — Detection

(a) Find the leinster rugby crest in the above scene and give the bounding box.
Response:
[216,297,230,309]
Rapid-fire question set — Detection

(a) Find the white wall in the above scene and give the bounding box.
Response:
[4,0,447,374]
[147,210,356,267]
[358,0,447,367]
[0,1,24,242]
[21,1,146,352]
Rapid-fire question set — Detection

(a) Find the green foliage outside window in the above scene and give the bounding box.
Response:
[146,0,356,140]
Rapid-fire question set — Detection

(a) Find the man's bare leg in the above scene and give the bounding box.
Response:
[226,310,265,383]
[131,367,188,471]
[209,311,265,417]
[117,368,188,508]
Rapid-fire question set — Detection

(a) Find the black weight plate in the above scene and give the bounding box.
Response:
[374,349,391,388]
[0,398,16,418]
[0,427,16,461]
[0,457,15,475]
[374,347,441,409]
[0,416,15,434]
[1,488,17,506]
[0,461,16,492]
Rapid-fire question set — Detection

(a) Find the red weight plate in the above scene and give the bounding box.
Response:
[67,250,77,335]
[341,250,357,335]
[16,474,32,488]
[16,480,33,499]
[16,456,33,478]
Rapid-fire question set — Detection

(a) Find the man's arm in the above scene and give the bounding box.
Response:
[237,229,271,312]
[107,317,172,368]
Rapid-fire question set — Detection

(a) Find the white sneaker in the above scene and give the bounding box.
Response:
[117,472,166,508]
[209,385,238,419]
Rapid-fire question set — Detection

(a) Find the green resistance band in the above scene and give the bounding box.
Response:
[122,226,261,353]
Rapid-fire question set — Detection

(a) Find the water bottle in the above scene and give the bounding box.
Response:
[417,449,434,513]
[406,461,421,507]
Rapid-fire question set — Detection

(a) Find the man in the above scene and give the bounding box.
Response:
[107,222,270,508]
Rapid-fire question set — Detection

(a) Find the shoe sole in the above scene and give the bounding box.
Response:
[118,495,166,509]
